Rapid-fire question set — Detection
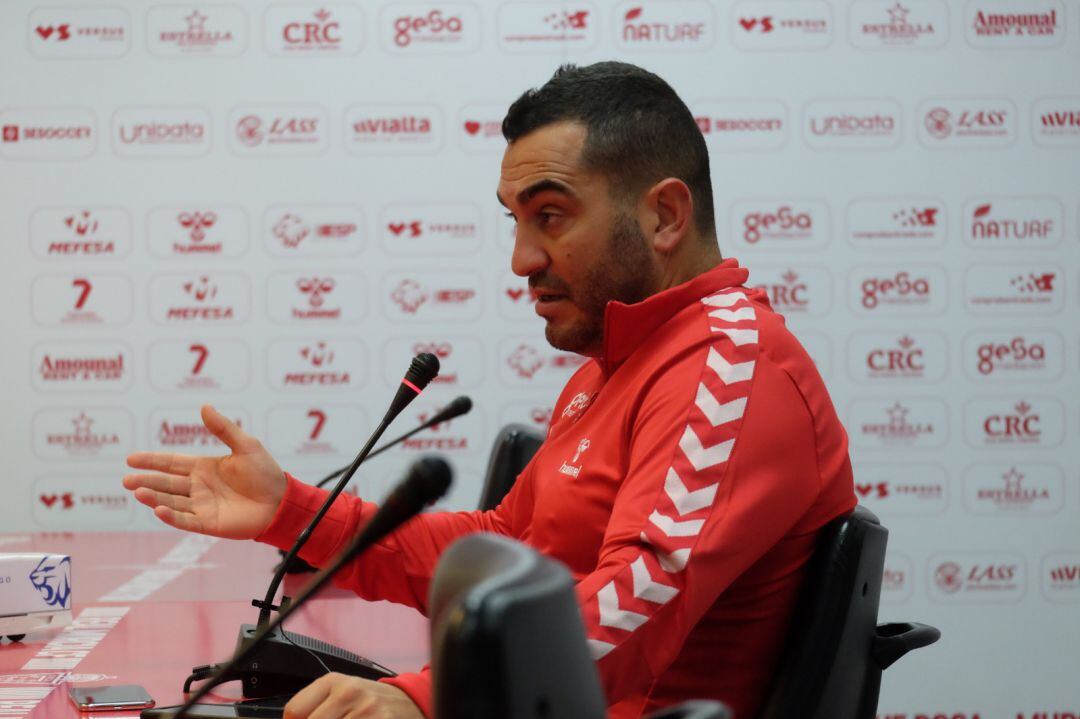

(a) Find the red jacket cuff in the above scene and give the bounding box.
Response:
[381,667,433,718]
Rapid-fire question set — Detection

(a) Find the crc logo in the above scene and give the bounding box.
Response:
[966,397,1063,448]
[868,335,923,375]
[965,198,1062,247]
[849,0,945,48]
[284,7,341,47]
[393,8,465,47]
[984,401,1040,440]
[617,3,712,49]
[267,4,364,55]
[967,2,1062,47]
[756,270,807,311]
[974,336,1048,376]
[860,270,929,309]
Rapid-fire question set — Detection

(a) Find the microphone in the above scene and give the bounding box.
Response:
[170,458,453,719]
[183,353,440,700]
[314,396,473,490]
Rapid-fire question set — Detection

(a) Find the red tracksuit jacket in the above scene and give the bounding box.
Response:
[257,259,856,717]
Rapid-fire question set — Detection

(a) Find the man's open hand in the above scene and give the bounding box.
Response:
[284,674,423,719]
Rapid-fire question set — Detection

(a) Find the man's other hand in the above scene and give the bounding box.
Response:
[284,674,423,719]
[122,404,287,539]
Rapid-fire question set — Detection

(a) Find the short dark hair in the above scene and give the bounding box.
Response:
[502,62,716,239]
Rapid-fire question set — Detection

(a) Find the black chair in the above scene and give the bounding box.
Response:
[757,505,940,719]
[477,423,544,511]
[429,533,733,719]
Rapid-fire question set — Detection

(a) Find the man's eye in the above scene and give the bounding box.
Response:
[538,211,559,225]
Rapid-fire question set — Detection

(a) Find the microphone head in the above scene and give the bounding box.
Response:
[428,396,473,424]
[405,352,440,392]
[409,456,453,507]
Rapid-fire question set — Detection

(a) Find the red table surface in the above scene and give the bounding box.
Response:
[0,533,428,718]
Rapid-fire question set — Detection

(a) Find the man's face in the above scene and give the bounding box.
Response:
[497,121,657,356]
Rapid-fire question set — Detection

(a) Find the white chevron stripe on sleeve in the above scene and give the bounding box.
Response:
[664,467,718,516]
[706,346,755,384]
[639,531,692,572]
[679,425,733,471]
[587,639,615,659]
[701,291,747,308]
[630,556,680,604]
[707,306,756,322]
[710,327,759,346]
[598,581,649,632]
[695,383,747,427]
[650,509,705,538]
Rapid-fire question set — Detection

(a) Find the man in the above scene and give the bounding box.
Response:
[124,62,855,719]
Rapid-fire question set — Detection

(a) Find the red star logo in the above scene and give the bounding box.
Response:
[1002,467,1024,492]
[887,2,910,24]
[185,10,208,31]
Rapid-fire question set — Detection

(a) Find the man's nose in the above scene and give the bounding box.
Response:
[510,228,549,278]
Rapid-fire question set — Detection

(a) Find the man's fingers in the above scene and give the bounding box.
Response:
[152,505,205,534]
[133,487,194,514]
[122,473,192,497]
[201,404,252,454]
[284,673,335,719]
[126,452,197,476]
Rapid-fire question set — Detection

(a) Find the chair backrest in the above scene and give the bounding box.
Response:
[757,505,889,719]
[477,423,545,511]
[429,533,607,719]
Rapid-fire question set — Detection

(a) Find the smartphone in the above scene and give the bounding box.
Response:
[68,684,155,712]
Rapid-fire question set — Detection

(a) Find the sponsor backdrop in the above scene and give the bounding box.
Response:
[1,0,1078,716]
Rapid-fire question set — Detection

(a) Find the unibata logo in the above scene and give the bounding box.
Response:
[976,467,1050,509]
[743,206,812,244]
[972,7,1058,37]
[976,337,1045,375]
[48,210,114,256]
[293,277,340,319]
[284,8,340,48]
[621,6,706,44]
[860,402,935,443]
[174,211,220,254]
[389,278,474,314]
[810,112,894,136]
[285,342,350,386]
[39,353,124,382]
[394,10,464,47]
[867,335,924,376]
[158,10,233,49]
[46,412,120,453]
[859,2,936,42]
[924,107,1008,139]
[934,562,1018,594]
[235,114,319,147]
[168,276,233,320]
[861,271,930,309]
[982,401,1041,443]
[117,119,204,145]
[969,203,1055,242]
[412,341,458,384]
[755,270,808,311]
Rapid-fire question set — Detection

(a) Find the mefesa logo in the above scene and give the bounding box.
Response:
[148,272,251,324]
[963,264,1063,314]
[851,267,946,315]
[150,408,249,450]
[853,464,947,515]
[266,4,364,55]
[32,343,133,392]
[731,0,832,50]
[965,1,1063,48]
[846,198,945,249]
[497,3,597,50]
[849,399,945,448]
[112,106,211,157]
[382,4,479,52]
[265,271,367,324]
[400,402,481,452]
[964,331,1061,381]
[848,0,947,49]
[383,272,481,321]
[31,274,133,327]
[147,339,249,392]
[964,397,1063,448]
[345,104,442,153]
[918,99,1016,147]
[29,7,130,58]
[749,266,831,316]
[692,100,788,151]
[0,108,97,159]
[379,203,481,256]
[962,197,1062,248]
[229,105,328,155]
[266,339,366,390]
[31,207,132,259]
[803,99,901,149]
[730,200,830,249]
[930,554,1025,602]
[964,464,1063,514]
[146,6,246,56]
[616,2,714,50]
[848,332,948,382]
[32,408,129,460]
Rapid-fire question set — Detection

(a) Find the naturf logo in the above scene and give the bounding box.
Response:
[31,207,131,259]
[851,399,943,448]
[846,199,946,249]
[749,266,831,316]
[930,554,1025,602]
[229,106,328,155]
[147,6,246,56]
[966,1,1063,48]
[849,0,947,49]
[967,332,1060,380]
[692,100,788,151]
[963,198,1062,248]
[849,332,948,382]
[29,7,130,58]
[617,2,713,50]
[918,99,1016,147]
[965,397,1063,448]
[804,99,901,149]
[733,201,829,249]
[33,343,132,391]
[498,3,596,50]
[732,0,832,50]
[965,464,1063,515]
[963,264,1063,314]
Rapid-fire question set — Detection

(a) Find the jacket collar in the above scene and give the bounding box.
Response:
[597,259,751,376]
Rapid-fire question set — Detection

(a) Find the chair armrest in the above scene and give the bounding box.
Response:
[873,622,941,670]
[645,700,733,719]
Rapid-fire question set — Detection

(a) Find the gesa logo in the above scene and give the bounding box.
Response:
[394,10,463,47]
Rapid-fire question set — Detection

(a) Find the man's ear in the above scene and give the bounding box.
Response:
[643,178,694,254]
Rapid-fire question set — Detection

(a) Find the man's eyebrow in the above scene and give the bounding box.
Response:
[497,179,578,210]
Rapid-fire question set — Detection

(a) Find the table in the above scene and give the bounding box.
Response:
[0,532,429,718]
